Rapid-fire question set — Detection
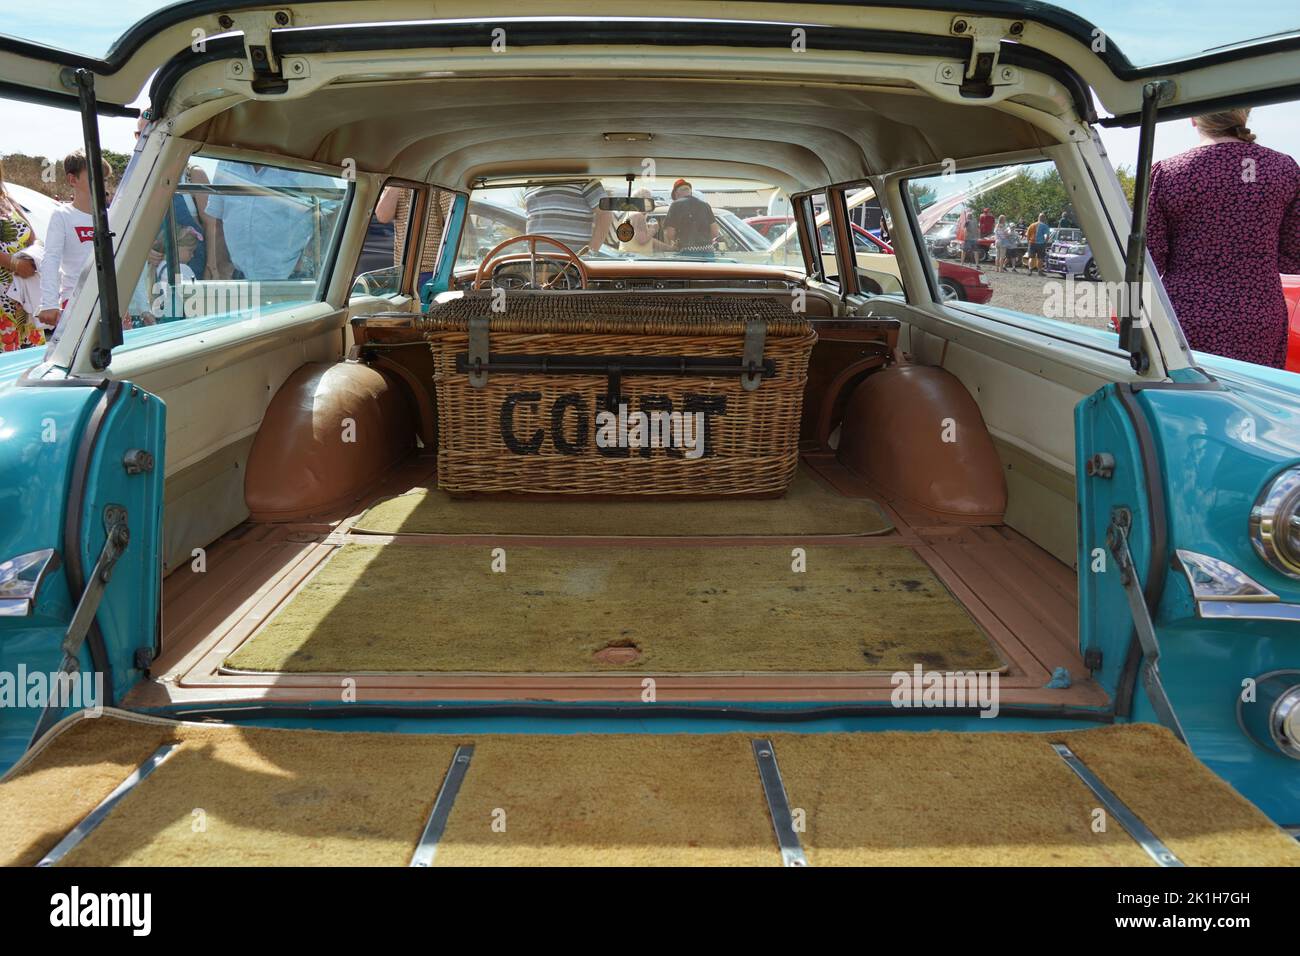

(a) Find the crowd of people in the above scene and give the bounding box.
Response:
[520,177,720,258]
[953,204,1076,275]
[0,115,339,349]
[5,107,1298,369]
[0,151,107,351]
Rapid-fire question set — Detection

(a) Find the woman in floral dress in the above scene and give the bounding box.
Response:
[1146,109,1300,368]
[0,161,44,351]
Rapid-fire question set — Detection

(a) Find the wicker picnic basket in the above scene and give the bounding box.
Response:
[422,292,816,496]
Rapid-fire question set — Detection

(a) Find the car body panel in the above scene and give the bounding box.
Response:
[0,379,165,769]
[1284,275,1300,372]
[1075,368,1300,826]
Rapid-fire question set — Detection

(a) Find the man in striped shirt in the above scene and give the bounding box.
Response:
[523,180,612,254]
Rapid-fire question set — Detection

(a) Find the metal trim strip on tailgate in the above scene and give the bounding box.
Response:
[1051,742,1184,867]
[410,744,475,867]
[752,738,809,867]
[37,742,182,867]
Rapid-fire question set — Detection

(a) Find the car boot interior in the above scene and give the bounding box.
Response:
[129,286,1100,713]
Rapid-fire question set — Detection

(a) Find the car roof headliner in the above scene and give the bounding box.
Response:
[187,75,1053,191]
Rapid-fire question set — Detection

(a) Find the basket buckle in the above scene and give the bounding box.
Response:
[741,319,766,391]
[467,315,490,388]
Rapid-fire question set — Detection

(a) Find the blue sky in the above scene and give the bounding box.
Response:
[4,3,1299,167]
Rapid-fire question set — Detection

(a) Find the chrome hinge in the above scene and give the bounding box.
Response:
[122,448,155,474]
[1085,452,1116,479]
[27,506,130,748]
[938,17,1024,95]
[1107,507,1187,743]
[223,9,309,93]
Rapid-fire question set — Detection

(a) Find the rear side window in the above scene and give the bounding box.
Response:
[903,160,1113,330]
[121,155,351,349]
[801,190,838,291]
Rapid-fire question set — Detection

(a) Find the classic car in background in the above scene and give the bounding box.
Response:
[748,215,991,301]
[1045,229,1101,281]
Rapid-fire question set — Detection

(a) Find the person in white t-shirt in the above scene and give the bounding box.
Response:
[37,150,112,332]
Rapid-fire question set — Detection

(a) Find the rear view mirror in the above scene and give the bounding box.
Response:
[599,196,653,212]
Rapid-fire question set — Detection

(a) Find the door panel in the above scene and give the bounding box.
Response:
[0,379,164,769]
[1074,383,1157,703]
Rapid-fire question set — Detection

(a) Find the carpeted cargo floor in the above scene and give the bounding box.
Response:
[351,468,893,537]
[222,542,1001,673]
[3,713,1297,867]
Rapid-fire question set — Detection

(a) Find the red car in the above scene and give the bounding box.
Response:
[746,215,993,303]
[1285,275,1300,372]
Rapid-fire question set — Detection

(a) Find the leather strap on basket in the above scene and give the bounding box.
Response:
[741,319,766,391]
[467,315,490,388]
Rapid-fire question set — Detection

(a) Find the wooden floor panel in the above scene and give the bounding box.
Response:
[130,453,1100,709]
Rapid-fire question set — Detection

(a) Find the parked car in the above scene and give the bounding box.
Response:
[747,215,991,302]
[2,1,1299,875]
[3,182,59,241]
[1045,232,1101,281]
[1280,274,1300,371]
[925,219,996,262]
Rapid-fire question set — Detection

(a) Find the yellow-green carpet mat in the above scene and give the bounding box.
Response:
[223,542,1000,673]
[352,468,893,537]
[4,713,1297,866]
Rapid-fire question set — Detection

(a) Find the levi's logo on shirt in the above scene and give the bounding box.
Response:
[74,225,95,242]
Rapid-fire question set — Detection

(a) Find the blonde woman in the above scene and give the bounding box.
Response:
[0,161,44,350]
[1146,109,1300,367]
[993,214,1011,273]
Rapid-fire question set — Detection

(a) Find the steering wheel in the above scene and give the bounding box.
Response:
[473,234,590,291]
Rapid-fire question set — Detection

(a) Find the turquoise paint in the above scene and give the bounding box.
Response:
[1074,384,1153,696]
[421,193,467,308]
[0,384,100,767]
[75,382,167,708]
[138,702,1113,737]
[0,347,48,389]
[1135,384,1300,824]
[0,379,166,773]
[1077,377,1300,824]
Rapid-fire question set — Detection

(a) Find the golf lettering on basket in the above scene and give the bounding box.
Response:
[499,392,724,459]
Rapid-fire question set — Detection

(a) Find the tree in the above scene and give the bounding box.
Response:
[908,181,937,210]
[2,151,125,201]
[1114,165,1136,207]
[103,150,131,179]
[978,167,1074,226]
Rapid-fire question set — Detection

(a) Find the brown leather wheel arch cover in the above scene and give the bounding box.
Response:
[245,361,415,521]
[836,364,1006,523]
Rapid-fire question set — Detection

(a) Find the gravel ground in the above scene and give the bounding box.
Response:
[959,264,1115,331]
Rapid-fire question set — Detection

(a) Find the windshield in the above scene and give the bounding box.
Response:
[455,177,805,272]
[6,4,1294,66]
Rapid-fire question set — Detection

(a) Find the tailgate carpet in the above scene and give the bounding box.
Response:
[3,713,1297,867]
[223,543,1000,673]
[351,467,893,537]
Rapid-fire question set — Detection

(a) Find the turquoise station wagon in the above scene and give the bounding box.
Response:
[0,1,1298,868]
